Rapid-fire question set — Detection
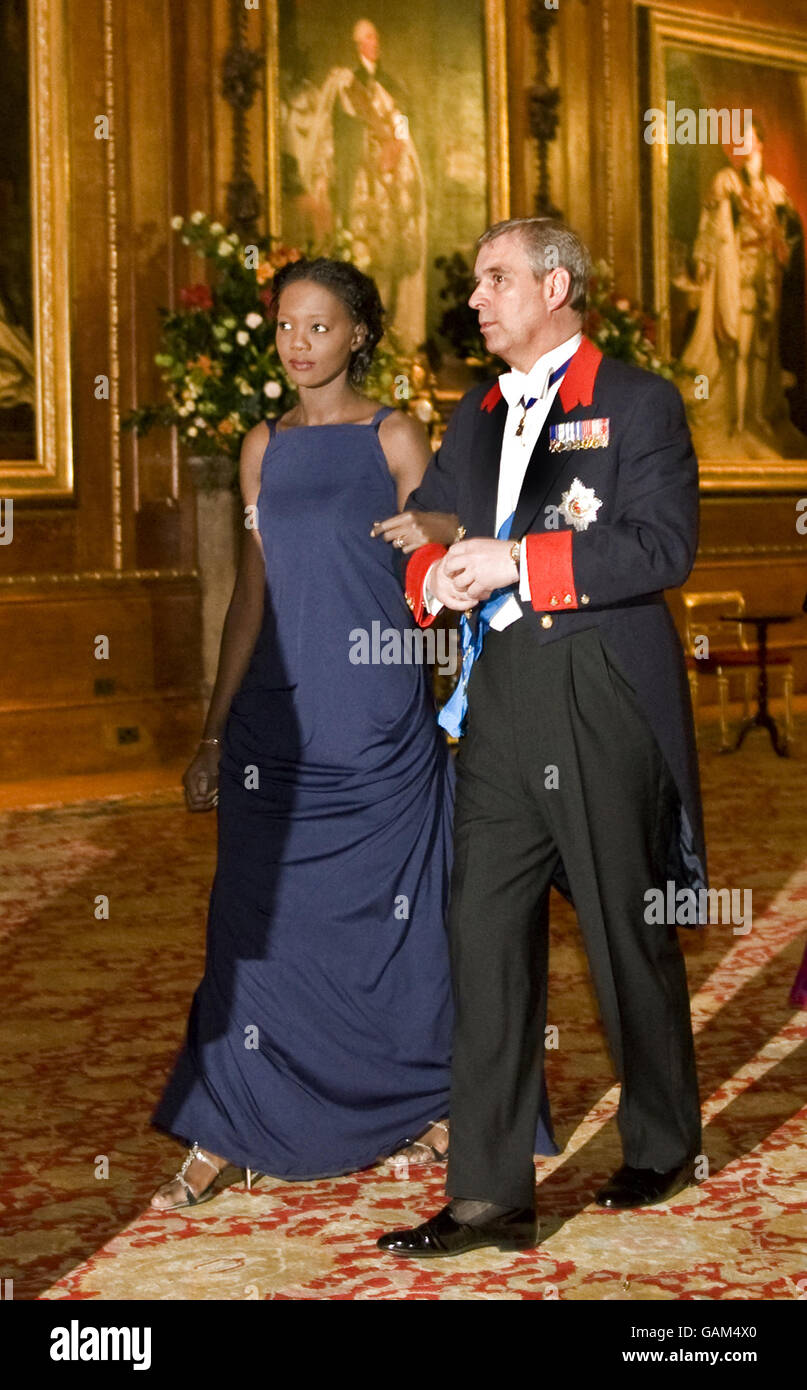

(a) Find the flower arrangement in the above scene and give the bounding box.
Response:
[124,213,437,490]
[428,251,676,380]
[584,259,673,379]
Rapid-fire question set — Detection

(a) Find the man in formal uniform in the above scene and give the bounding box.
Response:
[377,218,707,1258]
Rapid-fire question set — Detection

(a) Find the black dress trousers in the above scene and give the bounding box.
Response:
[444,621,702,1210]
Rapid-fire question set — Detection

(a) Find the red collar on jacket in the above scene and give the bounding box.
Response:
[558,337,602,411]
[479,336,603,416]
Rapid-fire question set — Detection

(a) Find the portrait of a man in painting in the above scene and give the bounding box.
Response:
[272,1,493,352]
[280,16,426,348]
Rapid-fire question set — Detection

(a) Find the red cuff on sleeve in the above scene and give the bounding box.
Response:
[525,531,578,612]
[405,542,447,628]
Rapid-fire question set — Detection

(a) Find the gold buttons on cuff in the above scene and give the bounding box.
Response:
[550,595,558,606]
[580,594,590,605]
[563,593,572,605]
[541,615,553,629]
[405,594,415,610]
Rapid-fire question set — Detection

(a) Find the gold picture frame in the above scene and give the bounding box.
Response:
[264,0,510,351]
[1,0,74,500]
[641,4,807,493]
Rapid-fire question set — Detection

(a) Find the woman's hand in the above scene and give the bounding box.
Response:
[371,510,460,554]
[182,742,221,812]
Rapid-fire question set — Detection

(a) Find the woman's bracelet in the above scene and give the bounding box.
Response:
[199,737,221,747]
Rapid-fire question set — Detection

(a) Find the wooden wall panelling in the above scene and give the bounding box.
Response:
[504,0,531,217]
[553,1,594,241]
[172,0,217,221]
[0,0,210,782]
[73,0,119,575]
[0,509,77,578]
[0,572,201,780]
[122,0,174,523]
[211,0,265,229]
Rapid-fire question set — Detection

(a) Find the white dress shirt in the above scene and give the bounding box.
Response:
[425,332,582,625]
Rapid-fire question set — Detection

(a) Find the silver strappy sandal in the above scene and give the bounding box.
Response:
[152,1141,260,1211]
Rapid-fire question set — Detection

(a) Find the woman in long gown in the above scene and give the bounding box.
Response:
[151,258,556,1208]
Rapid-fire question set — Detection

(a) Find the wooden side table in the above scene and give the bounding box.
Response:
[720,613,795,757]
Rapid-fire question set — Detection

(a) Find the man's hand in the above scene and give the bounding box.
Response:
[442,537,518,604]
[371,509,459,553]
[428,554,482,612]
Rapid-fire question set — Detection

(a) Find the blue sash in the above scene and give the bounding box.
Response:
[437,510,516,739]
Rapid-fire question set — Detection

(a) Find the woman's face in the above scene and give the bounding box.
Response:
[275,280,365,390]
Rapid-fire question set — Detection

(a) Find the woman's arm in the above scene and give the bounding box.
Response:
[183,423,269,811]
[372,410,459,553]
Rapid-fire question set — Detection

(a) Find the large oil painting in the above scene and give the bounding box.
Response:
[0,0,35,464]
[0,0,73,500]
[641,7,807,487]
[266,0,509,352]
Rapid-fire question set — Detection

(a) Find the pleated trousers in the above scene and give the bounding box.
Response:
[444,622,702,1209]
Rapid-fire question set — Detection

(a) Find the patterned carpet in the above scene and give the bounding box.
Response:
[2,727,806,1301]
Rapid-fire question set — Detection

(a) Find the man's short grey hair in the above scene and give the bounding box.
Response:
[477,218,592,315]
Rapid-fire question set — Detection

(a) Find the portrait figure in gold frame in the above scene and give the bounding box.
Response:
[0,0,36,460]
[267,1,509,352]
[643,7,807,486]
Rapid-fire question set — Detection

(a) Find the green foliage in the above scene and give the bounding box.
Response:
[123,213,424,487]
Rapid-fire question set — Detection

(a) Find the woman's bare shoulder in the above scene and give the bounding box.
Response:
[242,420,272,451]
[377,407,429,447]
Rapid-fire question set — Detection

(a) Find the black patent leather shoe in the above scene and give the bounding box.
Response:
[377,1203,537,1258]
[595,1159,698,1209]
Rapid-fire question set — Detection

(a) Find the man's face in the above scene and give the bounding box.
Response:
[468,233,553,368]
[354,21,380,63]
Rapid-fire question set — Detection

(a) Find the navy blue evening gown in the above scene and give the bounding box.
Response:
[153,407,556,1178]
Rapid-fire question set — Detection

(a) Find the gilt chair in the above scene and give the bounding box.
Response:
[682,590,794,751]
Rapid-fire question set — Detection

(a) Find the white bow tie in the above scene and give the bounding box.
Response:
[498,369,534,409]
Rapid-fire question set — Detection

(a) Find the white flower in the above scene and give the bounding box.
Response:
[558,478,603,532]
[210,221,224,235]
[191,211,205,225]
[263,380,282,399]
[187,426,198,437]
[245,313,263,330]
[218,239,234,257]
[171,214,184,230]
[239,381,252,395]
[236,331,250,346]
[227,232,240,246]
[223,317,237,329]
[194,416,205,427]
[412,398,434,423]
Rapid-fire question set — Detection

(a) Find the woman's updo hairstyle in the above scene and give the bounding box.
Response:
[270,257,385,384]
